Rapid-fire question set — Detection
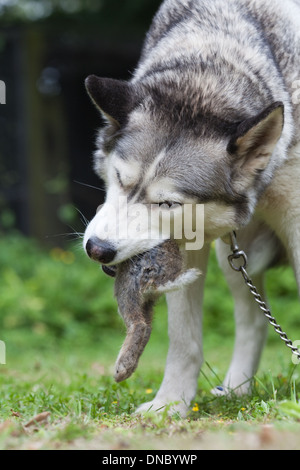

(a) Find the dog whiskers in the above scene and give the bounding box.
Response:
[75,207,90,228]
[46,231,84,241]
[73,180,105,193]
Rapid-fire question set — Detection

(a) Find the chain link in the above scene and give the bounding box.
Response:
[228,231,300,364]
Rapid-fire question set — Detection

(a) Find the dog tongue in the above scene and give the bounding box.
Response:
[102,265,117,278]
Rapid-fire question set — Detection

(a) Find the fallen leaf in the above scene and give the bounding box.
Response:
[259,425,274,446]
[24,412,51,428]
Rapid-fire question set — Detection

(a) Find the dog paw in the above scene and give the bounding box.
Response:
[135,400,189,418]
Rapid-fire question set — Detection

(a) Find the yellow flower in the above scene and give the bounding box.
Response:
[192,404,199,412]
[146,389,153,394]
[50,247,64,261]
[60,251,75,265]
[241,407,246,411]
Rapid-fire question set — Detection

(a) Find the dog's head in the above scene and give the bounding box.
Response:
[83,75,284,265]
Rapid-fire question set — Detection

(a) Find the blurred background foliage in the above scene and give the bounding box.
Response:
[0,0,165,353]
[0,0,299,366]
[0,0,161,241]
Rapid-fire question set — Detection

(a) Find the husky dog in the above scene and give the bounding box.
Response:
[84,0,300,417]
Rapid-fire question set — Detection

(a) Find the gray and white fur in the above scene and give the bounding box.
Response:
[84,0,300,417]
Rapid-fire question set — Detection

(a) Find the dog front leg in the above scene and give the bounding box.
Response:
[136,244,210,418]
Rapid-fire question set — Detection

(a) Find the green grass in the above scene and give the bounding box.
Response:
[1,233,300,450]
[1,351,300,450]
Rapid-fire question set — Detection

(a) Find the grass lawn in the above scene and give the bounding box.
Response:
[1,234,300,450]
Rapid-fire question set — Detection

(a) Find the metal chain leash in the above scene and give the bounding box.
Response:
[228,231,300,364]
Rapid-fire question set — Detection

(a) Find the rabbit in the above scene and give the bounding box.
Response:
[113,240,200,382]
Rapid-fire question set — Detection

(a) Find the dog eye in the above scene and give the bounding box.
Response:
[158,201,182,209]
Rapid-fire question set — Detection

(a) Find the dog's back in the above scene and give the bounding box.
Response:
[133,0,300,148]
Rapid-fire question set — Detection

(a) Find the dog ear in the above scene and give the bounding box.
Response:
[227,102,284,188]
[85,75,133,127]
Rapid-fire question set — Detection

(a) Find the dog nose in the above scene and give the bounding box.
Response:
[86,237,116,264]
